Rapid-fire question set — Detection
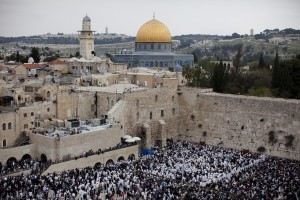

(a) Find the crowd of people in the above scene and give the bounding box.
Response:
[0,140,299,199]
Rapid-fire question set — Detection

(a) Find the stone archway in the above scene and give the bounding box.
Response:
[21,154,32,162]
[106,159,114,166]
[128,154,135,161]
[94,162,102,168]
[117,156,125,162]
[41,154,47,163]
[6,157,18,166]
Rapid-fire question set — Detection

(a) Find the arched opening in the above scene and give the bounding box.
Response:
[136,112,139,120]
[172,108,175,115]
[8,122,12,129]
[172,96,175,102]
[155,95,158,102]
[2,123,6,130]
[117,156,125,162]
[21,154,32,162]
[150,111,152,120]
[128,154,135,161]
[6,157,18,166]
[136,99,139,107]
[41,154,47,163]
[47,91,51,98]
[94,162,102,168]
[106,159,114,166]
[2,139,7,147]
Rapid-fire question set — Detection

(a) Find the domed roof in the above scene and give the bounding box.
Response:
[83,15,91,22]
[174,64,183,72]
[136,19,171,43]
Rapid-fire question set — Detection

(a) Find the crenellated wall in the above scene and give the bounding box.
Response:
[178,87,300,160]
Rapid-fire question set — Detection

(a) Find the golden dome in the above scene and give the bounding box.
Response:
[136,19,172,43]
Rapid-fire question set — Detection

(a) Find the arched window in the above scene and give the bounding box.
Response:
[155,95,158,102]
[136,99,139,107]
[2,123,6,130]
[150,112,152,120]
[47,91,50,98]
[172,96,175,102]
[172,108,175,115]
[136,112,139,120]
[3,139,6,147]
[8,122,12,129]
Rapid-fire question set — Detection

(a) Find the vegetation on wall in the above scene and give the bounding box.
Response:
[257,146,266,153]
[285,134,295,147]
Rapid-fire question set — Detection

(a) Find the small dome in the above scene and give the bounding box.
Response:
[83,15,91,22]
[174,64,183,72]
[28,57,34,64]
[136,19,171,43]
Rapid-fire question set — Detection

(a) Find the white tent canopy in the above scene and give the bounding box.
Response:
[122,135,132,139]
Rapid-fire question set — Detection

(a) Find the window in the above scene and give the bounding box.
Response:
[155,95,158,102]
[150,112,152,120]
[47,108,50,112]
[136,99,139,107]
[24,113,27,118]
[3,139,6,147]
[2,123,6,130]
[24,124,28,129]
[47,91,50,98]
[172,108,175,115]
[8,122,12,129]
[172,96,175,102]
[136,112,139,120]
[31,112,34,116]
[161,110,164,117]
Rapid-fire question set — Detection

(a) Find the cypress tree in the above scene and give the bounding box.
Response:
[258,53,265,69]
[30,47,40,63]
[213,60,226,92]
[271,52,280,88]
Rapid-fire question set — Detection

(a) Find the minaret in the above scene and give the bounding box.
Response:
[79,15,95,60]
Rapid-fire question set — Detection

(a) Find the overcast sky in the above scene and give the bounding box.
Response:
[0,0,299,37]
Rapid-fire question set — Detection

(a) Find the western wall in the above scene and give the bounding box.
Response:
[177,87,300,160]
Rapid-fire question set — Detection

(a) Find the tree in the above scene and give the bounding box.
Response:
[16,51,20,62]
[258,53,265,69]
[30,47,40,63]
[212,60,227,92]
[197,59,215,87]
[271,52,280,89]
[233,46,243,75]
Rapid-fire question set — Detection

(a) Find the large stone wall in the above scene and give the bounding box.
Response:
[123,87,179,147]
[178,87,300,160]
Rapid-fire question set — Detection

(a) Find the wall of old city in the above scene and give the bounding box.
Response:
[178,87,300,160]
[123,87,179,147]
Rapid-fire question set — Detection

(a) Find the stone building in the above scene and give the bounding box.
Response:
[114,17,194,68]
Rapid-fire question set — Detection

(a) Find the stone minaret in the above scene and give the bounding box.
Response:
[79,15,94,60]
